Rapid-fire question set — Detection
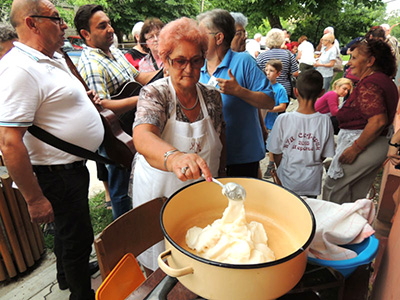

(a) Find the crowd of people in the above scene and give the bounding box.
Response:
[0,2,399,299]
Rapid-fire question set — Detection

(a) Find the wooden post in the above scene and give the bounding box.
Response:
[15,190,42,260]
[1,175,34,268]
[0,259,8,282]
[0,189,19,277]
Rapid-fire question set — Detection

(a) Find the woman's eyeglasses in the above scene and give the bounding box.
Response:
[30,15,65,26]
[167,56,205,70]
[145,32,160,42]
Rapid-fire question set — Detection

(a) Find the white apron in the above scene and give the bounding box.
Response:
[133,78,223,270]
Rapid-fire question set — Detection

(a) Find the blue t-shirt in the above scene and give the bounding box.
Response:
[264,82,289,130]
[199,49,274,165]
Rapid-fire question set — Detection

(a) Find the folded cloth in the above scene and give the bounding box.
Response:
[327,129,362,180]
[305,198,375,260]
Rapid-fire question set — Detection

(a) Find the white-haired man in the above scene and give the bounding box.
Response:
[322,26,340,56]
[246,32,262,58]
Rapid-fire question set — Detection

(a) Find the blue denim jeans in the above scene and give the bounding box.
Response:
[34,165,94,300]
[99,146,132,219]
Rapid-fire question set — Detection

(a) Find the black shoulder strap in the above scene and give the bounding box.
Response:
[28,125,115,166]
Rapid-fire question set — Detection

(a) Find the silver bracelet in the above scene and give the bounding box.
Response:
[164,149,179,171]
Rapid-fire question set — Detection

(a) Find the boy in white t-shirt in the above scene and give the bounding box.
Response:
[267,70,335,197]
[263,59,289,178]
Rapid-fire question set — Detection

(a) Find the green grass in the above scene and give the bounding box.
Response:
[44,191,113,252]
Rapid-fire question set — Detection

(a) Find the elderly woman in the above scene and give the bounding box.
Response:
[230,12,247,52]
[138,18,164,72]
[323,38,399,204]
[197,9,275,178]
[314,33,337,93]
[132,17,225,271]
[125,21,147,69]
[256,28,299,99]
[315,78,353,134]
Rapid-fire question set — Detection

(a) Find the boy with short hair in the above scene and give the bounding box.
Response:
[263,59,289,178]
[267,69,335,197]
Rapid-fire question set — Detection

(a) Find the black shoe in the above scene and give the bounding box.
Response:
[89,261,99,276]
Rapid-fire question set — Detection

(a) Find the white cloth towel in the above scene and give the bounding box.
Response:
[327,129,362,179]
[305,198,375,260]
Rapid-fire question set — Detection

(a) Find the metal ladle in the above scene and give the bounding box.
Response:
[203,175,246,201]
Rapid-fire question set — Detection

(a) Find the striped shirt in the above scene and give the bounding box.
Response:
[256,48,299,96]
[78,45,139,99]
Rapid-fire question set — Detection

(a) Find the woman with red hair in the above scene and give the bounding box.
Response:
[131,17,226,272]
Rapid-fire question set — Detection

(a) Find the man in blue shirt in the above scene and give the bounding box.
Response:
[198,9,274,178]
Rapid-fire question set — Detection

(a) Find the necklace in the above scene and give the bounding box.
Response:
[177,96,199,111]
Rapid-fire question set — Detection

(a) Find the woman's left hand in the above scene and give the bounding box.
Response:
[339,144,361,164]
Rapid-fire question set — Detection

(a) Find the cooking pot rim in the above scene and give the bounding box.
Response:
[160,178,316,269]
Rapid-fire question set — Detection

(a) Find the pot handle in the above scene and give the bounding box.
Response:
[158,249,194,277]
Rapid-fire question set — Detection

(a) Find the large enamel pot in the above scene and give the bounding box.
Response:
[158,178,315,300]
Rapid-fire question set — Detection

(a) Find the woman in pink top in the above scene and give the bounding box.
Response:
[315,78,353,134]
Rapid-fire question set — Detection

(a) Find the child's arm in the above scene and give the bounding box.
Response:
[273,153,283,167]
[267,103,287,114]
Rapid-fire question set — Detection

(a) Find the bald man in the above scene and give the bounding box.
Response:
[0,0,102,299]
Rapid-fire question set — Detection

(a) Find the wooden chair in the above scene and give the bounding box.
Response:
[94,197,166,280]
[95,253,145,300]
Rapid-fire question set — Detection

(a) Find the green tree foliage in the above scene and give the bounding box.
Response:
[97,0,200,41]
[203,0,385,47]
[0,0,13,23]
[291,0,385,47]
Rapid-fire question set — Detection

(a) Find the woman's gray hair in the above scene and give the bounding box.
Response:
[197,9,235,50]
[265,28,285,49]
[230,12,248,28]
[0,23,18,43]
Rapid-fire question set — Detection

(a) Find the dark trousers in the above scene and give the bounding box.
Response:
[34,165,95,300]
[227,161,260,178]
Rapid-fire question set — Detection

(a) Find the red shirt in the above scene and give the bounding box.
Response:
[337,72,398,133]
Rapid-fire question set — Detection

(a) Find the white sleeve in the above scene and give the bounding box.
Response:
[267,116,283,154]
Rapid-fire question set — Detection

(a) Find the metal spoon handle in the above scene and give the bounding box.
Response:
[202,174,224,187]
[211,177,225,188]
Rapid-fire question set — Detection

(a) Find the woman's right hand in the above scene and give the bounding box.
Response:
[168,152,212,182]
[339,144,362,165]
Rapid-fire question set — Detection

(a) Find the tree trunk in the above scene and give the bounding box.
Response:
[267,14,282,29]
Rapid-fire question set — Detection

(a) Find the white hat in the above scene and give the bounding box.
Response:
[381,24,390,31]
[132,21,144,37]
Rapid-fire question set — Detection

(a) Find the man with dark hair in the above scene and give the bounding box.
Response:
[0,23,18,59]
[0,0,103,299]
[74,4,156,219]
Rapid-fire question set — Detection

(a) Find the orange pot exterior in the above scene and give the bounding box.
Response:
[160,178,315,300]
